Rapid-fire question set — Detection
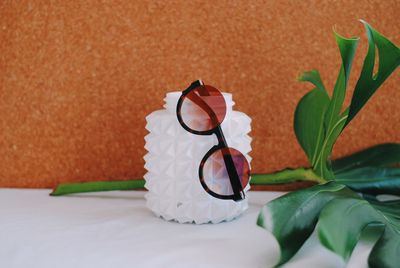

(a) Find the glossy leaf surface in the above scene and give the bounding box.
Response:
[294,87,329,165]
[258,182,400,268]
[332,143,400,173]
[257,182,347,265]
[318,190,400,268]
[346,21,400,125]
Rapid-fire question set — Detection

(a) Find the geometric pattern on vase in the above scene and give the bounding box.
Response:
[144,92,252,224]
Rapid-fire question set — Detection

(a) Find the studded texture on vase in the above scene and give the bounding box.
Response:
[144,92,252,224]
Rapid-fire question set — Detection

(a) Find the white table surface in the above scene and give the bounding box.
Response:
[0,189,375,268]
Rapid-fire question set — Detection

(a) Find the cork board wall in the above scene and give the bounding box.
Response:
[1,0,399,188]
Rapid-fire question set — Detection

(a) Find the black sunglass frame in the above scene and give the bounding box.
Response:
[176,80,249,201]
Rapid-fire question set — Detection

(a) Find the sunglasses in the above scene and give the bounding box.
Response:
[176,80,250,201]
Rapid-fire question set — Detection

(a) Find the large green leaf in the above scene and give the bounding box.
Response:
[335,167,400,195]
[317,192,400,268]
[332,143,400,173]
[317,196,382,260]
[346,20,400,125]
[256,182,347,265]
[324,33,359,130]
[331,143,400,195]
[257,182,400,267]
[295,21,399,181]
[312,33,359,179]
[294,87,330,165]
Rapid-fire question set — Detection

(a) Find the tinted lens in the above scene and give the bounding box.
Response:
[201,148,250,196]
[179,85,226,132]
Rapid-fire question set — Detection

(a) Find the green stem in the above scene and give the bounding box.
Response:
[50,180,145,196]
[251,168,326,185]
[50,168,326,196]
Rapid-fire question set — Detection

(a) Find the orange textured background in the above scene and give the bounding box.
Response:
[1,0,399,188]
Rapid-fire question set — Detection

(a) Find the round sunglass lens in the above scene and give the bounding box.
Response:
[179,85,226,133]
[201,148,250,197]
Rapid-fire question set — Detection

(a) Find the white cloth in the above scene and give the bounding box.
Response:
[0,189,374,268]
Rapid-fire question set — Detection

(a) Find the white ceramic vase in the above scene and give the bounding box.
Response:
[144,91,252,224]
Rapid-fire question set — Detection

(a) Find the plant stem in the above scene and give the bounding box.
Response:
[251,168,326,185]
[50,168,326,196]
[50,180,145,196]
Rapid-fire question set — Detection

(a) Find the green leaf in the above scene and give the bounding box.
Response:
[313,111,348,179]
[312,33,359,179]
[324,65,347,131]
[334,167,400,195]
[331,144,400,195]
[367,198,400,220]
[294,88,330,165]
[317,191,400,268]
[334,32,360,84]
[317,196,382,260]
[346,20,400,125]
[332,143,400,173]
[256,182,347,265]
[258,183,400,267]
[368,227,400,268]
[298,70,327,92]
[323,33,358,139]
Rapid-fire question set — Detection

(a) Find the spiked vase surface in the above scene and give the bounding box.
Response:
[144,92,252,224]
